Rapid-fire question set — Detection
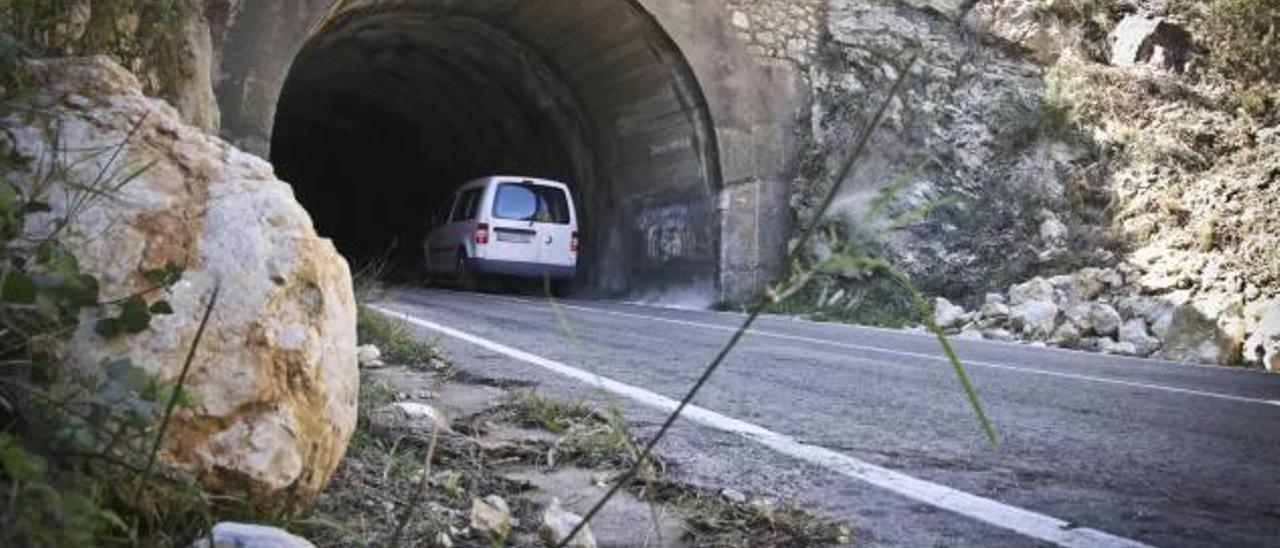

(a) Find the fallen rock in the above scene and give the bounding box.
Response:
[1119,318,1161,357]
[1090,302,1121,335]
[1010,300,1060,339]
[1109,14,1191,72]
[1116,295,1172,324]
[933,297,969,329]
[1161,305,1241,365]
[190,523,316,548]
[1066,302,1123,338]
[978,299,1011,325]
[470,495,513,541]
[1097,338,1139,356]
[357,344,383,367]
[9,57,357,508]
[1243,302,1280,371]
[1073,268,1123,301]
[1009,277,1056,306]
[1049,322,1082,348]
[539,498,597,548]
[370,402,450,436]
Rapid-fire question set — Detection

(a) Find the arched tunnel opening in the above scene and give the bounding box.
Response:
[270,0,724,299]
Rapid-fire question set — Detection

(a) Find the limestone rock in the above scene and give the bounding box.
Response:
[190,523,316,548]
[1119,318,1161,357]
[1066,302,1123,337]
[7,57,357,507]
[538,498,597,548]
[1116,295,1173,325]
[1009,278,1056,306]
[1072,268,1122,301]
[1037,211,1069,261]
[1010,300,1060,339]
[933,297,969,329]
[968,0,1074,63]
[370,402,450,436]
[1049,322,1082,348]
[978,292,1011,325]
[1097,338,1139,356]
[470,495,513,541]
[1243,302,1280,371]
[1161,305,1241,365]
[357,344,382,367]
[1109,15,1191,72]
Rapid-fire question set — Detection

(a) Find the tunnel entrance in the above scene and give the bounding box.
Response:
[270,0,723,299]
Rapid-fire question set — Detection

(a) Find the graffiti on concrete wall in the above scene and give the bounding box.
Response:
[638,203,696,263]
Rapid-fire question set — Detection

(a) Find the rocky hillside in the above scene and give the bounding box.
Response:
[767,0,1279,370]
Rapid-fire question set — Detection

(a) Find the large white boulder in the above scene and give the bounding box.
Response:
[1065,302,1123,338]
[1119,318,1161,357]
[933,297,969,329]
[1009,277,1056,306]
[1109,14,1191,72]
[1243,301,1280,372]
[7,58,358,506]
[1160,304,1241,365]
[1010,300,1060,340]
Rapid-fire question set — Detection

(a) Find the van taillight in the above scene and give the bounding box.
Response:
[475,223,490,245]
[571,231,579,253]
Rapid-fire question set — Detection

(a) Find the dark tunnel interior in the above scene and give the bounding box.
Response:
[270,1,724,298]
[271,14,595,278]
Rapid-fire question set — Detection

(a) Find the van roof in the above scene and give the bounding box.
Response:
[465,175,570,190]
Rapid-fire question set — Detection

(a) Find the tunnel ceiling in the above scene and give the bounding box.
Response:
[271,0,723,298]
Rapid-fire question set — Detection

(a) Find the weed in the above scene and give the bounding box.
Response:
[658,484,852,547]
[357,305,440,366]
[507,389,595,435]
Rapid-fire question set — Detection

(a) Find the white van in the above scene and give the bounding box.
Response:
[423,176,578,289]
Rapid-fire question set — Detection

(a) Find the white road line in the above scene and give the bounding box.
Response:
[440,292,1279,408]
[372,304,1151,548]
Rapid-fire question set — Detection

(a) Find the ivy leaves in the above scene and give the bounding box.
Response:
[94,263,183,339]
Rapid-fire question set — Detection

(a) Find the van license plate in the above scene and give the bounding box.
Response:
[497,232,533,243]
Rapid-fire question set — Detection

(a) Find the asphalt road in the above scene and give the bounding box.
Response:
[375,287,1280,547]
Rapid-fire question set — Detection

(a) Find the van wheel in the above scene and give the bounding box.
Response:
[455,253,478,292]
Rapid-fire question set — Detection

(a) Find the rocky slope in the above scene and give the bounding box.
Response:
[766,0,1279,369]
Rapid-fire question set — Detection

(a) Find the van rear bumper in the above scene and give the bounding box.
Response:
[469,258,576,280]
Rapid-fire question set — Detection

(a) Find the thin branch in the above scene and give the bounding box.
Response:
[139,283,219,485]
[390,421,441,546]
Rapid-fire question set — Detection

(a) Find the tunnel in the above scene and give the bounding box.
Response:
[269,0,725,298]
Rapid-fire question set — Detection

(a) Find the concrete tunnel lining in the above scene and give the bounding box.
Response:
[269,0,725,299]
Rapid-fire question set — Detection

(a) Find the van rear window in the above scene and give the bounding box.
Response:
[493,182,570,224]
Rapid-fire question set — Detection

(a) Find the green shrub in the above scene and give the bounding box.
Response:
[1202,0,1280,83]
